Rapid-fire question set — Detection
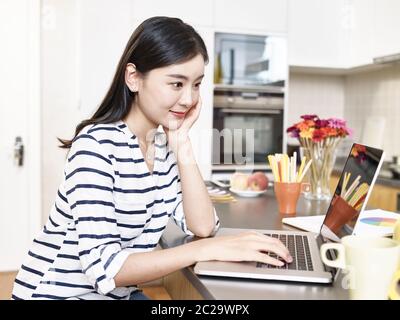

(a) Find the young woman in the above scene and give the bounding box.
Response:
[12,16,292,300]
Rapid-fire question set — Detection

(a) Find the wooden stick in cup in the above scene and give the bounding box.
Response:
[277,159,282,182]
[291,152,297,183]
[275,154,285,182]
[280,155,287,182]
[284,154,291,183]
[268,155,280,182]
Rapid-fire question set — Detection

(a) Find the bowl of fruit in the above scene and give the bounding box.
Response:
[229,171,269,197]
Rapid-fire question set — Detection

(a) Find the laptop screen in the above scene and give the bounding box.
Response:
[320,143,385,241]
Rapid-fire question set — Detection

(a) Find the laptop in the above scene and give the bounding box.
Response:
[194,143,385,284]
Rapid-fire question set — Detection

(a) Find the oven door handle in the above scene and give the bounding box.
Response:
[220,108,281,114]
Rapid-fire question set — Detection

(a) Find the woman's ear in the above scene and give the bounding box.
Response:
[125,63,140,92]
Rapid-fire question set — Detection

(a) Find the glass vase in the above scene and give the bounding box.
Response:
[300,137,341,201]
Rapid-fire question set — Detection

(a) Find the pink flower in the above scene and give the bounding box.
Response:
[315,119,329,128]
[328,118,347,129]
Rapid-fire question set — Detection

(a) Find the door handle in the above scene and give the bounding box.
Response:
[220,108,281,114]
[14,136,24,167]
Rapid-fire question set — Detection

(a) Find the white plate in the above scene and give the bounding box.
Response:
[229,187,267,197]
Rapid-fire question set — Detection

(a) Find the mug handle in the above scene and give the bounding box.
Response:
[393,219,400,242]
[388,270,400,300]
[320,243,346,269]
[301,182,311,194]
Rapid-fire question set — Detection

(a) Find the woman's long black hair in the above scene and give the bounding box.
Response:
[58,16,209,148]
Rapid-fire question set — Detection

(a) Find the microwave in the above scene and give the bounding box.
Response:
[214,32,287,86]
[212,85,284,172]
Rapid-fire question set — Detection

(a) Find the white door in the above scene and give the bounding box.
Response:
[0,0,41,271]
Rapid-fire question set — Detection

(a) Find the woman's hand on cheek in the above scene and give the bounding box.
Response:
[164,96,202,153]
[180,95,202,132]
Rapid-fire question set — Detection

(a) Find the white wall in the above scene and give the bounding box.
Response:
[79,0,134,119]
[344,65,400,160]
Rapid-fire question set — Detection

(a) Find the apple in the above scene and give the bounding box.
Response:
[248,172,269,191]
[230,173,249,191]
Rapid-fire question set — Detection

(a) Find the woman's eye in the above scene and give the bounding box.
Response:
[194,82,202,88]
[172,82,183,88]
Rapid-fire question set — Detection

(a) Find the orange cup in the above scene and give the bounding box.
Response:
[274,182,310,215]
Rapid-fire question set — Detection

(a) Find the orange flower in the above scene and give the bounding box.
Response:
[305,120,315,127]
[299,128,314,139]
[323,127,338,137]
[296,122,309,131]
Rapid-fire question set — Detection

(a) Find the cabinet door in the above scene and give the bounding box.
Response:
[348,0,374,67]
[288,0,348,68]
[372,0,400,58]
[214,0,287,33]
[132,0,214,27]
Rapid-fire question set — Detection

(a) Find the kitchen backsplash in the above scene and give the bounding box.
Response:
[287,72,345,128]
[287,65,400,160]
[344,64,400,161]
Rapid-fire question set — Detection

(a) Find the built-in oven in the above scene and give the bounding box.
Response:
[212,85,284,172]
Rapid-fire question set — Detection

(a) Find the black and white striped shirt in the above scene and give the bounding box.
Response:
[12,120,220,300]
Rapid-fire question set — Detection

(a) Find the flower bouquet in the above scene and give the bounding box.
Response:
[287,115,352,200]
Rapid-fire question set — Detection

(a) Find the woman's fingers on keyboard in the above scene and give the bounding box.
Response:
[255,252,285,266]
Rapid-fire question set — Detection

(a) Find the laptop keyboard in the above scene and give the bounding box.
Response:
[256,234,314,271]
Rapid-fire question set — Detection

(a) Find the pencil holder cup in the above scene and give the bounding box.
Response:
[274,182,310,215]
[324,195,358,234]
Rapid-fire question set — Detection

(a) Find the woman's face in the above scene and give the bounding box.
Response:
[135,54,205,130]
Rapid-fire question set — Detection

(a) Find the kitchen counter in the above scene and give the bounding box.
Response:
[159,188,349,300]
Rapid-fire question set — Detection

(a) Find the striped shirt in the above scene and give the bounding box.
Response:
[12,120,220,300]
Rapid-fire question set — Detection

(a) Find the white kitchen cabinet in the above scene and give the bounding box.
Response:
[348,0,400,67]
[372,0,400,58]
[347,0,374,67]
[214,0,287,34]
[131,0,214,27]
[288,0,400,69]
[288,0,348,68]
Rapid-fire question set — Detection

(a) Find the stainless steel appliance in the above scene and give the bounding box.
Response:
[212,84,284,172]
[214,32,287,86]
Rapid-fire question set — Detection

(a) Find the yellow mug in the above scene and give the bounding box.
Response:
[320,235,400,300]
[389,220,400,300]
